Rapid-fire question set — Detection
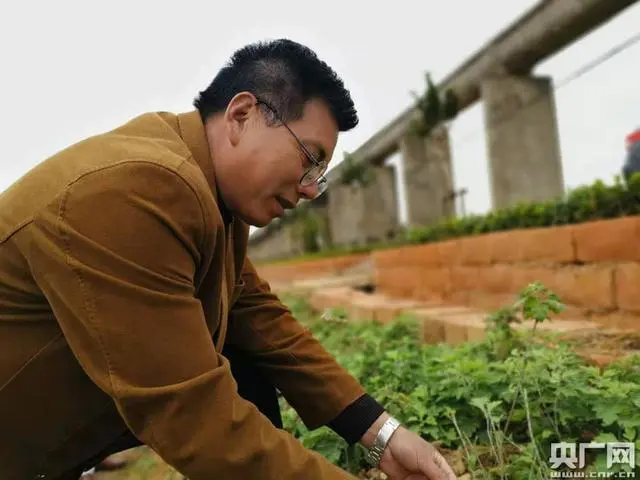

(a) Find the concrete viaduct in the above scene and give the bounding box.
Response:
[248,0,638,261]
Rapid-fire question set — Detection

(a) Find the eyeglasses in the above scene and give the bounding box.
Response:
[255,98,328,198]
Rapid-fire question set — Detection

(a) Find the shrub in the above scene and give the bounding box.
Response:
[406,173,640,245]
[257,173,640,264]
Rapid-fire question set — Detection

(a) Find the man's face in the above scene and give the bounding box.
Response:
[213,94,338,227]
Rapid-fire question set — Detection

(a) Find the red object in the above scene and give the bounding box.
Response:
[626,128,640,148]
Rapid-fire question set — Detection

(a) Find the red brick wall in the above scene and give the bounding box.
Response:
[372,216,640,316]
[254,253,370,284]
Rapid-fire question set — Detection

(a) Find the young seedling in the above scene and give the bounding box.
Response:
[502,282,565,454]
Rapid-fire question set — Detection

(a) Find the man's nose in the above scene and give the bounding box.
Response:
[297,183,320,200]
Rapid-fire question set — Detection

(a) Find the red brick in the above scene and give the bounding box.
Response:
[409,243,442,267]
[460,291,583,320]
[375,298,429,324]
[490,226,575,264]
[455,235,493,266]
[375,266,421,299]
[488,230,524,263]
[419,317,446,344]
[373,265,399,295]
[464,292,520,311]
[506,265,614,312]
[448,291,471,305]
[615,263,640,312]
[394,240,461,268]
[510,266,561,295]
[375,307,399,324]
[577,351,622,368]
[590,312,640,330]
[349,295,385,321]
[443,315,488,345]
[476,265,515,294]
[450,266,480,292]
[521,226,576,263]
[574,217,640,263]
[438,240,461,266]
[444,319,468,344]
[330,254,369,274]
[309,287,353,313]
[258,253,371,282]
[552,265,615,311]
[414,268,451,301]
[410,307,485,345]
[515,318,600,334]
[411,306,481,317]
[372,247,405,268]
[466,318,489,342]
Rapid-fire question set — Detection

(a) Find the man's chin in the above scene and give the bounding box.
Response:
[237,210,275,228]
[250,218,271,228]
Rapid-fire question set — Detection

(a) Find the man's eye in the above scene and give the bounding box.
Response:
[300,150,313,166]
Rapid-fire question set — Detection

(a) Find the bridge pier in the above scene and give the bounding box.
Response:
[481,74,565,209]
[248,223,304,262]
[327,165,398,246]
[400,125,455,226]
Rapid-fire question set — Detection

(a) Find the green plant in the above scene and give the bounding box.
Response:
[406,173,640,245]
[339,152,374,188]
[411,72,459,137]
[290,205,330,253]
[335,73,461,194]
[279,283,640,479]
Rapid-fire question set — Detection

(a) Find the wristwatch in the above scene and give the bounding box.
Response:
[365,416,402,467]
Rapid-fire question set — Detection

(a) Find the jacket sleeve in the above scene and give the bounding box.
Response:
[26,161,357,480]
[226,256,385,444]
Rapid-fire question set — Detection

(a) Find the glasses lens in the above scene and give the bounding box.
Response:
[300,171,328,199]
[301,165,323,186]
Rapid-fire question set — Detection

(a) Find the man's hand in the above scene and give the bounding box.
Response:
[379,427,457,480]
[361,413,457,480]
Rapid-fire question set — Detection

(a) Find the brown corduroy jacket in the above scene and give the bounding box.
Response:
[0,111,381,479]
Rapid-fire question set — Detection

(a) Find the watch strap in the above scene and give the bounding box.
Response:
[365,416,401,467]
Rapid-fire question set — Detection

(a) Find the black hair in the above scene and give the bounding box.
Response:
[193,38,358,132]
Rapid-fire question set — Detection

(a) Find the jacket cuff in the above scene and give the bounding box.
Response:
[327,394,386,445]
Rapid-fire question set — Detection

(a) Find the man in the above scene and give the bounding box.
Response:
[0,39,456,479]
[623,127,640,183]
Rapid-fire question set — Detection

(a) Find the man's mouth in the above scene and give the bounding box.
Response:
[276,196,296,210]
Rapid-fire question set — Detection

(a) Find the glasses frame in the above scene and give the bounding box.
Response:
[255,98,328,196]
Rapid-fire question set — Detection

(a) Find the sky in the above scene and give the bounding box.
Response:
[1,1,639,225]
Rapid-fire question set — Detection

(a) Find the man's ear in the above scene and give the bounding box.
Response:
[224,92,258,146]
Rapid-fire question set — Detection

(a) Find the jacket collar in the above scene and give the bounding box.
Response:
[175,111,232,225]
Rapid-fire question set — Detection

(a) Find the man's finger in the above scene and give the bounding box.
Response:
[431,450,457,480]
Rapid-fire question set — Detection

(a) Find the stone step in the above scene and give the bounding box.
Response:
[411,307,602,346]
[310,287,436,324]
[273,272,373,296]
[306,287,636,366]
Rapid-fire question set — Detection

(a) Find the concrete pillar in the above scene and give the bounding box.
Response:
[362,165,399,243]
[400,125,455,226]
[327,185,362,246]
[328,165,399,247]
[247,222,303,262]
[481,75,565,209]
[289,203,331,253]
